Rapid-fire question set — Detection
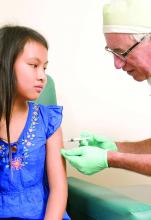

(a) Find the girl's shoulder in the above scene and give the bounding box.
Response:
[29,102,63,138]
[29,101,63,115]
[38,103,63,112]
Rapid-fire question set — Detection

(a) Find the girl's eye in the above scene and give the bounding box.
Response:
[29,64,38,68]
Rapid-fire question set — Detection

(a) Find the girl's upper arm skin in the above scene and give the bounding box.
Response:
[46,127,67,189]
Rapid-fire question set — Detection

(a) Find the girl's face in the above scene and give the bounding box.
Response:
[14,40,48,101]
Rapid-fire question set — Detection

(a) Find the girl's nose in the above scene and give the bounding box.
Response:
[113,55,125,69]
[38,69,46,81]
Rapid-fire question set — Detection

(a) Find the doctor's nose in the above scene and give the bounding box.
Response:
[113,55,125,69]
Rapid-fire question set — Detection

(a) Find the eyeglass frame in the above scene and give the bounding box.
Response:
[105,34,149,61]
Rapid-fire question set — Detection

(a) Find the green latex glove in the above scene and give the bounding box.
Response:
[61,147,108,175]
[79,131,117,151]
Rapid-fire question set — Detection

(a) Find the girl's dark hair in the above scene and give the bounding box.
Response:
[0,25,48,167]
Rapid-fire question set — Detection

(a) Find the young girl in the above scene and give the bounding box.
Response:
[0,25,70,220]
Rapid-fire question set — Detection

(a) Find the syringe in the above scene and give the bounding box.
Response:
[65,137,90,142]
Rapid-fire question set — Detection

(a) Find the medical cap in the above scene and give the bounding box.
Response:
[103,0,151,33]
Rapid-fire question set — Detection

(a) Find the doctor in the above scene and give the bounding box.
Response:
[61,0,151,176]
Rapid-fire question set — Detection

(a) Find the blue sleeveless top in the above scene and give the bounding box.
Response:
[0,102,70,220]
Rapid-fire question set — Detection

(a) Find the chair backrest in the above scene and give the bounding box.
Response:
[35,75,57,105]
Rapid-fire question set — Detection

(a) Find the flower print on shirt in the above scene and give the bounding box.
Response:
[0,103,39,170]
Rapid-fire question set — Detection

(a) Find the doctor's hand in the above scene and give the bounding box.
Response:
[79,131,117,151]
[61,147,108,175]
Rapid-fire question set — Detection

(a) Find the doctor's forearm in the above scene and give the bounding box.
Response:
[108,151,151,176]
[116,138,151,154]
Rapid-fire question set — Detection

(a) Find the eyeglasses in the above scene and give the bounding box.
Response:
[105,35,148,61]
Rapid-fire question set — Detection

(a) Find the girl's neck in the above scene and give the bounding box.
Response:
[1,99,28,123]
[0,99,29,143]
[12,99,28,114]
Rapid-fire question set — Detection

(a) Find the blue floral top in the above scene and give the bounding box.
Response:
[0,102,70,220]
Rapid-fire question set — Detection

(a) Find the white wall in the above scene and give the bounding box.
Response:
[1,0,151,186]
